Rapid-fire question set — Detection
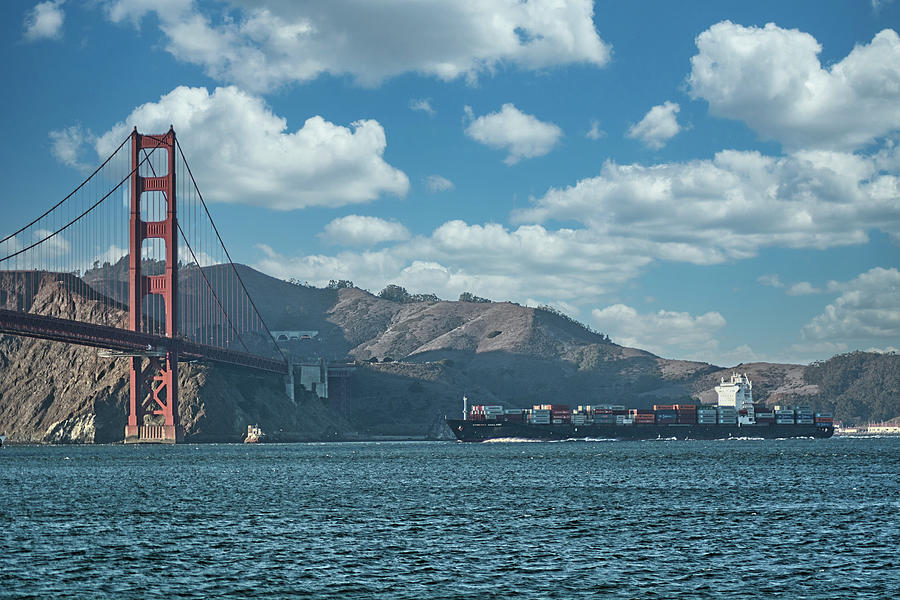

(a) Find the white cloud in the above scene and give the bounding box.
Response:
[626,102,681,150]
[787,281,822,296]
[591,303,726,360]
[865,345,899,354]
[586,119,606,140]
[105,0,191,25]
[33,229,71,255]
[802,267,900,341]
[757,274,783,288]
[24,0,65,41]
[0,235,24,258]
[103,0,610,92]
[464,104,563,165]
[322,215,410,247]
[92,85,408,210]
[688,22,900,151]
[424,175,454,193]
[49,124,94,171]
[254,219,653,304]
[409,98,435,115]
[515,149,900,263]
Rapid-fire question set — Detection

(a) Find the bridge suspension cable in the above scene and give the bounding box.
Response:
[0,130,285,365]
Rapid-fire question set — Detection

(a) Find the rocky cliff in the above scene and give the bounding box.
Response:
[0,272,346,443]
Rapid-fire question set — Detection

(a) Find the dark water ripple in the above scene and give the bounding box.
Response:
[1,438,898,599]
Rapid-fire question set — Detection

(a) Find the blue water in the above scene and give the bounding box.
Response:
[1,438,898,599]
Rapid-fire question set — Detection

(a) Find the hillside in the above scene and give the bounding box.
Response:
[804,351,900,424]
[0,272,347,443]
[4,264,894,441]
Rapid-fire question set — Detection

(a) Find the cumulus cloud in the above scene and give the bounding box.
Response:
[321,215,410,247]
[0,236,24,258]
[254,219,653,304]
[409,98,435,115]
[865,345,899,354]
[91,85,408,210]
[688,21,900,150]
[787,281,823,296]
[250,138,900,324]
[464,104,563,165]
[515,149,900,263]
[586,119,606,140]
[23,0,65,41]
[757,274,783,288]
[591,304,726,360]
[626,102,681,149]
[33,229,71,255]
[424,175,454,193]
[48,124,94,171]
[801,267,900,341]
[103,0,610,92]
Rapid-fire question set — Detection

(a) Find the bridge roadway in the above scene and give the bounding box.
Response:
[0,308,288,375]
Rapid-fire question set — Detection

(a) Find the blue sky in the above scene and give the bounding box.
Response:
[2,0,899,366]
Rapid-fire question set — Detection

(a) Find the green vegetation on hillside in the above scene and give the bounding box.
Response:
[804,351,900,424]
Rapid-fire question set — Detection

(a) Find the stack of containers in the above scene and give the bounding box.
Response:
[717,406,737,424]
[814,412,834,426]
[594,407,617,425]
[675,404,698,424]
[795,407,814,425]
[775,407,795,425]
[697,406,718,425]
[504,409,525,423]
[654,405,677,425]
[629,409,655,424]
[572,412,587,425]
[483,405,505,420]
[531,407,551,424]
[549,404,572,424]
[755,405,775,424]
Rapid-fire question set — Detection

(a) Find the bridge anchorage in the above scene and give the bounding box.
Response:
[0,126,289,443]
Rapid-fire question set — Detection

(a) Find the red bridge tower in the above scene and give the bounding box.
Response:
[124,127,183,443]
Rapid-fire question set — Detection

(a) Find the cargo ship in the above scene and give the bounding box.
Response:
[447,374,834,441]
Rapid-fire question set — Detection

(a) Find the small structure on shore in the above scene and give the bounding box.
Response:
[244,424,265,443]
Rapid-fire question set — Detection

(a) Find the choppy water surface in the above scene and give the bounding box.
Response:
[1,438,898,599]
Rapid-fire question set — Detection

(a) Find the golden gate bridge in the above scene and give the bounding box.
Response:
[0,128,289,443]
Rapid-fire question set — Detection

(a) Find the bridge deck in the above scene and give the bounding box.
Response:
[0,309,287,375]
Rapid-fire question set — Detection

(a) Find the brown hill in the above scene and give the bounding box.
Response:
[1,265,824,441]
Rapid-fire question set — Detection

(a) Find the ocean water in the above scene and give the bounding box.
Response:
[1,437,897,599]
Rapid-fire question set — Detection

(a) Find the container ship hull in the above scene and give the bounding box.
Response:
[446,419,834,442]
